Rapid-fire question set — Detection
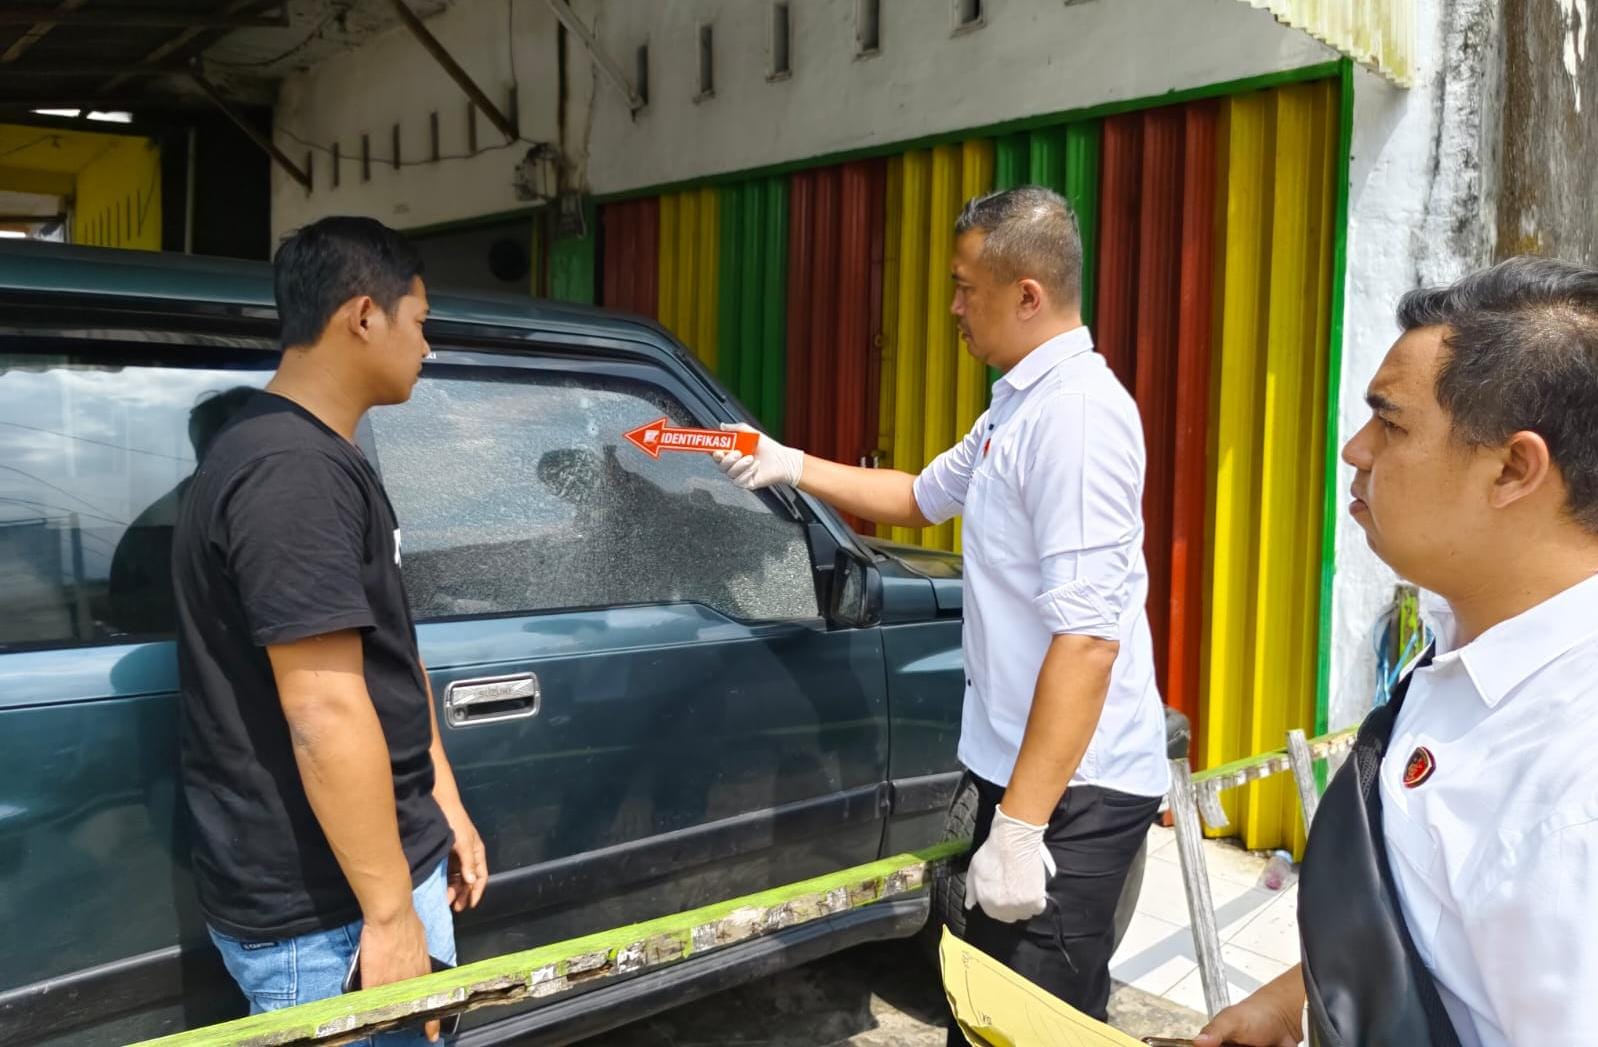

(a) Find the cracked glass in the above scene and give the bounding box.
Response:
[371,365,821,623]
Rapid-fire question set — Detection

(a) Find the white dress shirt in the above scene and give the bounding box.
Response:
[912,327,1169,798]
[1383,572,1598,1046]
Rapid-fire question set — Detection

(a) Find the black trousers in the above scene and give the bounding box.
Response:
[947,773,1161,1042]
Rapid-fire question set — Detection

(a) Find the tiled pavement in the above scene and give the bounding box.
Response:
[1110,823,1299,1016]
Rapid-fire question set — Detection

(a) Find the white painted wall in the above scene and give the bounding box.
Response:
[270,0,599,239]
[271,0,1334,235]
[1327,0,1501,729]
[585,0,1335,193]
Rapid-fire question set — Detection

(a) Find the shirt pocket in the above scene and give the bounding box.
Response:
[964,462,1028,565]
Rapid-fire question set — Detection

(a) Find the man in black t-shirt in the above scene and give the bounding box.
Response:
[173,216,485,1044]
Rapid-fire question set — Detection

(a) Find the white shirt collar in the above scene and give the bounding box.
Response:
[994,326,1094,393]
[1442,572,1598,707]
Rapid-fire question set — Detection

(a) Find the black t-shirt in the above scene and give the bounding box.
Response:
[172,390,451,939]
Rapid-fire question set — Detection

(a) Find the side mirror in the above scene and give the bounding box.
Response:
[829,546,883,628]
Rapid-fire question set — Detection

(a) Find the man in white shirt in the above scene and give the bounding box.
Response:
[1198,256,1598,1047]
[712,187,1169,1026]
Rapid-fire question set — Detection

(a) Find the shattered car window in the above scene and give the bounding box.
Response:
[370,366,821,623]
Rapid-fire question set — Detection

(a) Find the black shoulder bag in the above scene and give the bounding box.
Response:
[1298,654,1463,1047]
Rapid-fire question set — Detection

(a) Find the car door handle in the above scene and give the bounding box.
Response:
[444,673,541,727]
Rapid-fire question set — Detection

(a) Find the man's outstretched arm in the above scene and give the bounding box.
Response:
[795,454,929,528]
[712,421,989,530]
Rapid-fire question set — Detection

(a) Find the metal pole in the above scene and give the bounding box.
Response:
[386,0,519,142]
[0,0,88,64]
[541,0,645,112]
[188,71,312,191]
[183,125,197,254]
[0,63,185,77]
[0,9,289,28]
[100,0,276,93]
[0,97,159,112]
[1168,757,1231,1017]
[1287,728,1320,831]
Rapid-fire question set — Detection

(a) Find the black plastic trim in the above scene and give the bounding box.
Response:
[889,771,965,817]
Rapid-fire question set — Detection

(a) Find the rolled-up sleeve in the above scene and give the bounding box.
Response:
[912,412,988,526]
[1018,393,1144,639]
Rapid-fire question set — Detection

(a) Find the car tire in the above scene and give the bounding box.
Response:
[927,777,981,949]
[923,778,1147,960]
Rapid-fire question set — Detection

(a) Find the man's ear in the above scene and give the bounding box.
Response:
[1489,429,1555,510]
[1016,278,1045,320]
[343,295,377,341]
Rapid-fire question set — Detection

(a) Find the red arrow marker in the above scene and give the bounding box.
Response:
[624,418,760,460]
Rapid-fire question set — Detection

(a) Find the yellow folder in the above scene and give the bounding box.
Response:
[940,927,1148,1047]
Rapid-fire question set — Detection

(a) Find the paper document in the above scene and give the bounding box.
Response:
[940,927,1147,1047]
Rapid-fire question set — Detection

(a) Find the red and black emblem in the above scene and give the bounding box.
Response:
[1402,746,1436,789]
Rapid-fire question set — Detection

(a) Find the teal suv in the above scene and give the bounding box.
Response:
[0,243,1168,1045]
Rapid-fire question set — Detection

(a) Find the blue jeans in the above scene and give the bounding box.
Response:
[208,861,457,1046]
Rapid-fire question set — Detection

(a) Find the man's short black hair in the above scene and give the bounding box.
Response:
[954,186,1083,308]
[273,215,424,350]
[1398,256,1598,531]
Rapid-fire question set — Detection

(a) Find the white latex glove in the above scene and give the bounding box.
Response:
[711,423,804,491]
[965,805,1057,923]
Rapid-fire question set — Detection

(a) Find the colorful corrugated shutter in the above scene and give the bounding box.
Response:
[785,162,886,530]
[950,142,994,553]
[1203,80,1338,853]
[716,177,788,433]
[599,198,659,317]
[834,161,886,470]
[992,124,1102,323]
[883,151,926,548]
[804,170,840,459]
[1133,109,1184,722]
[879,141,992,551]
[1169,102,1220,762]
[1095,119,1140,389]
[1063,127,1101,325]
[920,145,960,552]
[657,187,721,367]
[878,156,906,486]
[549,200,597,306]
[1086,103,1219,748]
[783,166,888,460]
[785,168,837,454]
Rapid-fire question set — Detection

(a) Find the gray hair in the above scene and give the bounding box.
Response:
[1397,256,1598,531]
[954,186,1083,308]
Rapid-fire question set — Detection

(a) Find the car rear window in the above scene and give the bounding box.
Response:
[0,345,271,650]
